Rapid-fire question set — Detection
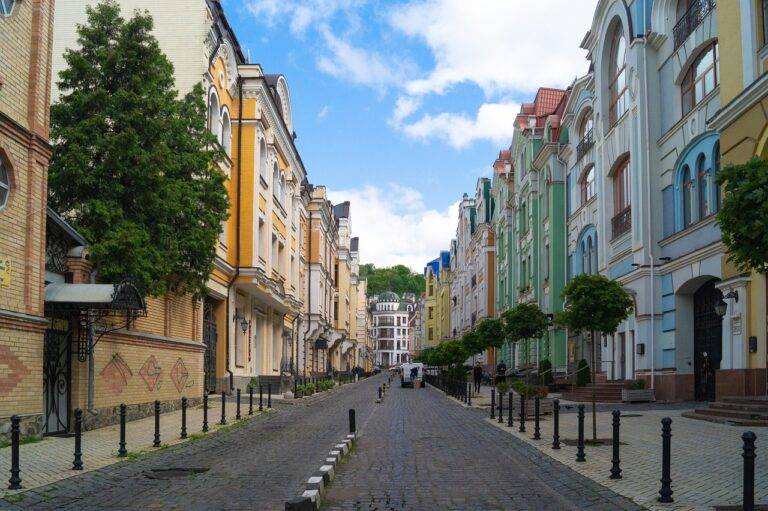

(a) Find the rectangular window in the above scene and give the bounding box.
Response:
[258,218,267,261]
[428,307,434,319]
[763,0,768,46]
[428,328,434,341]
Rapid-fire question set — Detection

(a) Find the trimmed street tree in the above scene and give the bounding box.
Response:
[461,329,483,358]
[501,302,548,371]
[716,158,768,272]
[49,1,229,297]
[557,274,634,440]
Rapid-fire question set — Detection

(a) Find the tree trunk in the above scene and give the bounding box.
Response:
[591,331,597,441]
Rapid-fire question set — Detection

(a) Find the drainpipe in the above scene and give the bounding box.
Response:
[306,208,312,377]
[87,269,97,414]
[639,5,655,390]
[224,77,244,392]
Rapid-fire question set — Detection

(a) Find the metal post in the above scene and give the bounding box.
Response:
[8,415,21,490]
[507,392,514,428]
[180,397,188,439]
[610,410,621,479]
[118,403,127,457]
[378,386,382,400]
[498,392,504,423]
[220,392,227,426]
[576,404,585,462]
[742,431,756,511]
[236,389,241,420]
[467,383,472,406]
[293,378,297,397]
[268,383,272,409]
[519,395,526,433]
[248,385,253,415]
[259,384,264,411]
[490,388,496,420]
[658,417,673,503]
[349,409,356,434]
[153,400,161,447]
[533,397,541,440]
[72,408,83,470]
[552,399,561,449]
[202,393,209,432]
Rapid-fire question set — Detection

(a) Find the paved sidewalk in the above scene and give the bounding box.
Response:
[0,382,353,498]
[481,403,768,510]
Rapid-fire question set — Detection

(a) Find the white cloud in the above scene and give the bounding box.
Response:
[390,0,597,97]
[401,101,520,149]
[246,0,364,36]
[318,105,331,118]
[328,184,458,272]
[390,96,421,125]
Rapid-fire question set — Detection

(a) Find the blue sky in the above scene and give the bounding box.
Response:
[221,0,598,271]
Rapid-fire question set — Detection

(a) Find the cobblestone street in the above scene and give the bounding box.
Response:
[322,382,641,511]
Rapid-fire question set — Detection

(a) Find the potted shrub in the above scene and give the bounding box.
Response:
[509,380,553,416]
[621,379,654,403]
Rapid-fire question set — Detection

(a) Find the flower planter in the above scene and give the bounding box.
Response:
[510,393,553,417]
[621,388,655,403]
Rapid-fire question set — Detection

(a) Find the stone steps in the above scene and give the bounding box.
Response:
[683,397,768,427]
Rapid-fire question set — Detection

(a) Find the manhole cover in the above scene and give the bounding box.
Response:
[145,467,209,480]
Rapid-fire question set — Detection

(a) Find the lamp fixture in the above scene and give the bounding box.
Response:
[233,312,250,334]
[714,290,738,318]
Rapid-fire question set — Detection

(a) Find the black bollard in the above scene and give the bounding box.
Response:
[378,386,382,400]
[552,399,561,449]
[153,400,161,447]
[259,384,264,411]
[607,410,621,479]
[181,397,188,439]
[349,409,356,434]
[658,417,673,503]
[203,393,209,432]
[742,431,756,511]
[533,397,541,440]
[8,415,21,490]
[236,389,241,420]
[498,392,504,424]
[118,403,128,457]
[268,384,272,409]
[220,391,227,426]
[293,378,297,397]
[72,408,83,470]
[576,404,586,462]
[467,383,472,406]
[519,394,526,433]
[249,385,254,415]
[490,388,496,420]
[508,392,514,428]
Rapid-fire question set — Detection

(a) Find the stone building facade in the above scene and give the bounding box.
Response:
[372,292,415,367]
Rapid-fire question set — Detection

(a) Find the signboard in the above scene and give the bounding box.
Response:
[0,257,10,289]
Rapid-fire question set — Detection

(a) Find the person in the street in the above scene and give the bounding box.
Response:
[496,360,507,385]
[473,362,483,393]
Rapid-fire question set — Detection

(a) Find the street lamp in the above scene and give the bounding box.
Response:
[714,290,738,318]
[233,312,249,334]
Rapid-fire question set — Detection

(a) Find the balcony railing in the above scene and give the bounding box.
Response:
[576,129,594,161]
[611,207,632,239]
[377,319,395,326]
[673,0,716,49]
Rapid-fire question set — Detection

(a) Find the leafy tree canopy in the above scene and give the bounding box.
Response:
[49,1,229,297]
[360,264,425,297]
[474,317,506,349]
[556,274,633,335]
[461,329,483,355]
[716,158,768,273]
[502,302,548,342]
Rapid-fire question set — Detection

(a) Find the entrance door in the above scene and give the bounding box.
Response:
[203,301,217,394]
[43,321,71,434]
[694,279,723,401]
[618,333,627,380]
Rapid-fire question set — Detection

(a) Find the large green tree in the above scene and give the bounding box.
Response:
[716,158,768,272]
[360,264,426,297]
[49,1,228,296]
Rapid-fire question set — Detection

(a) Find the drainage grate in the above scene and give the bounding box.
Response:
[145,467,210,480]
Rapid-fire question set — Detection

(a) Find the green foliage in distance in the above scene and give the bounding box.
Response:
[360,264,426,297]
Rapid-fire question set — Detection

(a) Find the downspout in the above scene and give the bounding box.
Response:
[642,2,656,391]
[306,209,312,377]
[87,269,97,414]
[224,77,244,392]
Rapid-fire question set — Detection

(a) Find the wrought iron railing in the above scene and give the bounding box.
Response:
[611,207,632,239]
[576,129,594,161]
[673,0,716,49]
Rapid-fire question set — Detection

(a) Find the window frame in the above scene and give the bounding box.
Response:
[613,159,631,214]
[0,158,9,211]
[608,29,628,126]
[581,166,596,204]
[697,154,710,219]
[682,164,694,228]
[0,0,16,16]
[681,42,719,116]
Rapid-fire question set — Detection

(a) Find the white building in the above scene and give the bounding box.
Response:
[371,292,414,366]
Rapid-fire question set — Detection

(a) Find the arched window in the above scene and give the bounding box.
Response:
[586,238,594,274]
[208,90,220,140]
[682,165,694,227]
[280,174,287,205]
[579,111,593,139]
[608,26,628,126]
[681,42,719,116]
[581,166,595,203]
[697,154,710,219]
[272,163,281,203]
[614,159,631,213]
[713,142,721,209]
[221,109,232,157]
[0,158,10,210]
[258,138,267,183]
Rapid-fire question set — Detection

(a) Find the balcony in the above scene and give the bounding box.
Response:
[377,319,395,326]
[378,340,393,350]
[576,129,594,161]
[611,207,632,239]
[673,0,715,49]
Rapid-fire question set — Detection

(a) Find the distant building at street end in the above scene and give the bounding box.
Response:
[370,292,415,366]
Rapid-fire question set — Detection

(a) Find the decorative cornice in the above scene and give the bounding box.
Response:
[709,72,768,131]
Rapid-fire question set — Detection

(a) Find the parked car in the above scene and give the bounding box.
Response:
[372,366,381,374]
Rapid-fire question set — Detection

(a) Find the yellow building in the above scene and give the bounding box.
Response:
[423,263,438,348]
[710,1,768,397]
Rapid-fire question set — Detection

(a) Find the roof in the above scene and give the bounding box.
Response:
[45,281,146,315]
[333,201,351,219]
[378,291,399,302]
[515,87,567,130]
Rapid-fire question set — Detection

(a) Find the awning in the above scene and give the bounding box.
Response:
[45,281,147,316]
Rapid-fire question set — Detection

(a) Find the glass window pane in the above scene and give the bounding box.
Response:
[0,187,7,208]
[0,161,7,185]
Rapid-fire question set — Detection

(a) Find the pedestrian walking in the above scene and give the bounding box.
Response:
[473,361,483,393]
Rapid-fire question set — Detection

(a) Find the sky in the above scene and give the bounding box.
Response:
[222,0,599,272]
